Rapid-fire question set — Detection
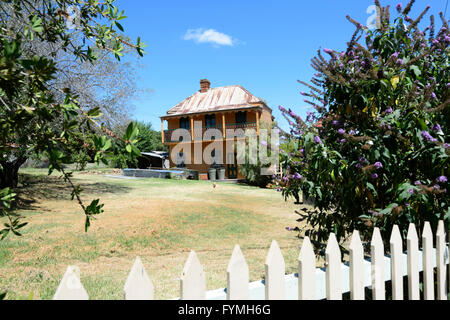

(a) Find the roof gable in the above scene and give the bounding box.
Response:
[166,85,264,116]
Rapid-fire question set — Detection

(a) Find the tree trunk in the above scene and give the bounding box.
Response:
[0,158,27,189]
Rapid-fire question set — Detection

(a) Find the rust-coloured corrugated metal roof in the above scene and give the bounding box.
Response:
[165,85,265,116]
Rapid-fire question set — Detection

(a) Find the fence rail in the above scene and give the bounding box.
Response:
[53,221,449,300]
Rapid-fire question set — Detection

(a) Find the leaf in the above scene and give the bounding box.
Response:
[87,107,102,118]
[102,139,111,151]
[131,144,141,157]
[390,76,400,90]
[115,21,124,32]
[31,16,43,33]
[409,65,421,77]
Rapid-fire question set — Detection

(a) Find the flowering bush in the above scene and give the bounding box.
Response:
[279,0,449,248]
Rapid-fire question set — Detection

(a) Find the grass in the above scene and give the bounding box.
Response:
[0,167,310,300]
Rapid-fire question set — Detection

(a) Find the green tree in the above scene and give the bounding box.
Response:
[134,121,167,153]
[279,0,449,249]
[0,0,146,240]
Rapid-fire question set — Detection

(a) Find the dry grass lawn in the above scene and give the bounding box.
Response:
[0,167,311,300]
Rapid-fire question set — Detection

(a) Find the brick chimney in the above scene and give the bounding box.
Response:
[200,79,211,93]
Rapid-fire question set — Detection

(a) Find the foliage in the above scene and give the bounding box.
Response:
[134,121,167,153]
[0,187,27,240]
[0,0,146,237]
[278,0,449,248]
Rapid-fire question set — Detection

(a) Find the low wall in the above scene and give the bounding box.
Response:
[123,169,184,179]
[122,168,199,180]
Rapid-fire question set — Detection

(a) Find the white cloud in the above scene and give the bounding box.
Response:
[183,28,237,46]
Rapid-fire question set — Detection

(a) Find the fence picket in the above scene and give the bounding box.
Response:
[298,236,316,300]
[349,230,364,300]
[422,222,434,300]
[325,233,341,300]
[436,220,447,300]
[371,227,385,300]
[180,250,206,300]
[227,245,249,300]
[265,240,285,300]
[407,223,420,300]
[48,224,450,301]
[53,266,88,300]
[390,225,403,300]
[123,256,154,300]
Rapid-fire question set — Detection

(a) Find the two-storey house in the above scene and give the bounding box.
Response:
[160,79,273,179]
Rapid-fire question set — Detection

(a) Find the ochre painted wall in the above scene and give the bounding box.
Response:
[164,108,273,179]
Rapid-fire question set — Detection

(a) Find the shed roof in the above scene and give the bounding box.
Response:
[164,85,269,117]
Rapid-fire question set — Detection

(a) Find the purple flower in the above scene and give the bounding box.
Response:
[371,173,379,179]
[432,123,442,133]
[437,176,448,183]
[300,91,307,96]
[359,157,367,163]
[299,149,304,154]
[340,139,346,144]
[324,48,333,54]
[370,210,380,217]
[374,162,383,169]
[433,185,440,190]
[282,176,289,182]
[431,92,437,100]
[414,180,421,185]
[443,143,450,149]
[332,120,339,126]
[421,131,437,142]
[277,188,282,192]
[292,172,302,180]
[396,3,402,12]
[314,136,323,144]
[385,107,393,114]
[407,188,414,194]
[338,128,345,135]
[396,59,403,65]
[392,51,399,58]
[260,140,268,146]
[356,163,362,169]
[405,203,410,207]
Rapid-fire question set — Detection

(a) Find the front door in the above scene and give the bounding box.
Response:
[226,153,238,179]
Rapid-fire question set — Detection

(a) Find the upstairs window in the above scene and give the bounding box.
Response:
[205,114,216,128]
[180,117,190,130]
[235,111,247,124]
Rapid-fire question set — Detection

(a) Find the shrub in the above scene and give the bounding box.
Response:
[278,0,449,249]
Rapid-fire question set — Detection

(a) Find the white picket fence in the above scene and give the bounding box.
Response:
[53,221,449,300]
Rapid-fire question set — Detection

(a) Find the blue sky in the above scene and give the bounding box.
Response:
[115,0,448,131]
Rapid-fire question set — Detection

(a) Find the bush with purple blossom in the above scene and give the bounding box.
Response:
[276,0,449,249]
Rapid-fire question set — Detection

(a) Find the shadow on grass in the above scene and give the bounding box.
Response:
[12,173,132,211]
